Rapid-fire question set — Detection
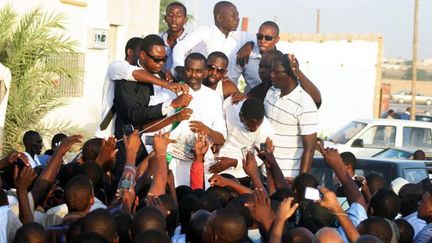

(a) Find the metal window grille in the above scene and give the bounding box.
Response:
[48,52,85,97]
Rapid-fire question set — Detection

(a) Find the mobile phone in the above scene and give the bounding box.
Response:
[14,158,26,168]
[304,187,321,201]
[241,147,248,160]
[260,143,266,151]
[144,135,154,145]
[119,178,132,190]
[122,124,134,136]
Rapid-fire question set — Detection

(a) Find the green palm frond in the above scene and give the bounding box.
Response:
[0,5,80,152]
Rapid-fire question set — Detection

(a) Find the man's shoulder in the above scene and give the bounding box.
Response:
[293,85,318,110]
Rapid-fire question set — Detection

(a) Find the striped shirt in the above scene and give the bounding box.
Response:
[264,85,318,177]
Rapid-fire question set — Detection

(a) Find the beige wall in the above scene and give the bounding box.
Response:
[383,79,432,96]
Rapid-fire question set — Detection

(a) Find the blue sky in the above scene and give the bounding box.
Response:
[183,0,431,59]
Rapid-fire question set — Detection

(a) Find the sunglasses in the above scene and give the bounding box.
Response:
[145,51,167,63]
[207,64,225,74]
[256,33,276,41]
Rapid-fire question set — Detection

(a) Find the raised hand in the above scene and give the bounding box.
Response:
[124,130,142,159]
[316,187,343,214]
[56,135,83,156]
[153,132,175,155]
[287,54,300,78]
[14,166,36,191]
[245,188,273,228]
[209,157,237,174]
[96,135,117,167]
[146,195,170,217]
[242,150,259,178]
[276,197,299,221]
[194,132,209,162]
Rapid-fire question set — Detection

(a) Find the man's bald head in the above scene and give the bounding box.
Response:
[282,227,314,243]
[132,207,166,237]
[203,208,247,243]
[213,1,235,16]
[313,227,343,243]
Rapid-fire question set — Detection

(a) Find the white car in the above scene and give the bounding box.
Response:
[325,118,432,158]
[391,90,432,105]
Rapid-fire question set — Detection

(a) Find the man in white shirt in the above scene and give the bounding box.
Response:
[99,37,188,137]
[159,2,189,75]
[22,130,43,168]
[230,21,280,93]
[209,97,274,179]
[168,53,227,186]
[264,53,318,178]
[171,1,254,80]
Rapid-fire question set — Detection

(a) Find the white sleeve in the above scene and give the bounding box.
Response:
[107,60,140,82]
[172,26,211,71]
[257,118,274,143]
[211,95,227,139]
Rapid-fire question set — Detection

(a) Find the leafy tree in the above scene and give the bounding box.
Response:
[403,67,432,81]
[0,5,79,152]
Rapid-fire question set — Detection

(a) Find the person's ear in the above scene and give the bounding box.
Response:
[275,36,280,44]
[216,14,223,24]
[127,48,134,58]
[164,14,168,24]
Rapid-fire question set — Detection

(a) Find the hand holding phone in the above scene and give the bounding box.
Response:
[304,187,321,201]
[122,124,134,137]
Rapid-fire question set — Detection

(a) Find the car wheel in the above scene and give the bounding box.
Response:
[426,99,432,106]
[398,99,405,104]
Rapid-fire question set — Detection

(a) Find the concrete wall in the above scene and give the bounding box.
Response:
[0,0,160,135]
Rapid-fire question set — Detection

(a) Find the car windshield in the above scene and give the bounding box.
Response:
[373,149,413,159]
[329,121,367,144]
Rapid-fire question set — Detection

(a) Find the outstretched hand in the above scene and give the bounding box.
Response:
[56,135,83,156]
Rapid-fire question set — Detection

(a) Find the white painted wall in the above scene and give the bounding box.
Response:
[277,39,380,137]
[0,0,160,135]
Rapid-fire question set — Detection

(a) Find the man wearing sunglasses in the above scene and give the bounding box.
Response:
[171,1,255,80]
[231,21,280,94]
[113,35,192,173]
[203,51,240,100]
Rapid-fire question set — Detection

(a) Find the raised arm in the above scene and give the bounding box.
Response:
[317,187,360,243]
[289,54,322,108]
[190,132,209,190]
[317,142,366,209]
[209,174,253,195]
[14,166,37,224]
[243,150,265,190]
[32,135,82,207]
[148,132,173,196]
[269,197,299,243]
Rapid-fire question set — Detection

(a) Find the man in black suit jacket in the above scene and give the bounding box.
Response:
[114,35,192,174]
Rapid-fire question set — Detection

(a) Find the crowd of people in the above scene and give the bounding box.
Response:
[1,1,432,243]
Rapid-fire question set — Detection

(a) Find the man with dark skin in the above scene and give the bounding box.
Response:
[168,53,226,186]
[172,1,254,79]
[236,22,322,108]
[203,51,240,100]
[160,2,188,78]
[22,130,43,168]
[202,208,248,243]
[414,190,432,242]
[264,53,317,177]
[114,35,192,171]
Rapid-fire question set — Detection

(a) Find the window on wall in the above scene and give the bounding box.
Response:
[47,52,85,97]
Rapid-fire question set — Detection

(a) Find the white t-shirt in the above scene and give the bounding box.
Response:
[217,97,274,178]
[264,85,318,177]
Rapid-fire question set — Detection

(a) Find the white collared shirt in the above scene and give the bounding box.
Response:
[264,85,318,177]
[172,25,254,77]
[160,30,188,72]
[23,152,41,168]
[217,97,274,178]
[229,44,262,92]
